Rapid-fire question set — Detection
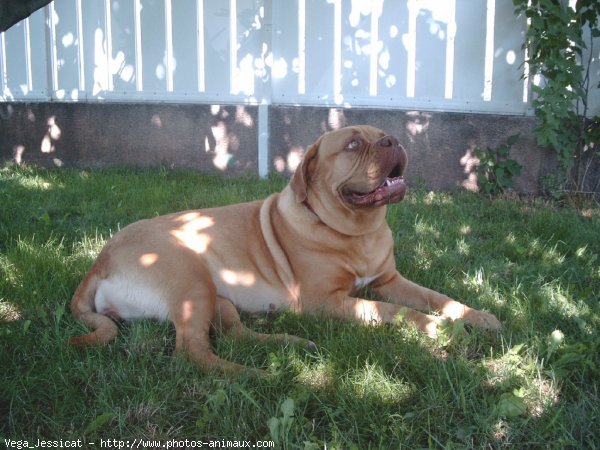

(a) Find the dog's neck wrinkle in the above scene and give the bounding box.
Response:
[305,186,387,237]
[302,198,321,222]
[259,194,300,304]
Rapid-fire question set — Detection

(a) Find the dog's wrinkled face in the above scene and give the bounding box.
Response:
[319,125,408,208]
[290,125,409,235]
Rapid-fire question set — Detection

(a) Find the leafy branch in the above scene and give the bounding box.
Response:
[514,0,600,196]
[475,134,522,196]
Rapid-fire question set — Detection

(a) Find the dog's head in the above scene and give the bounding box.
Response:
[291,125,407,208]
[290,125,407,235]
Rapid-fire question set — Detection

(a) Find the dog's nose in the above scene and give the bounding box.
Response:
[377,135,399,148]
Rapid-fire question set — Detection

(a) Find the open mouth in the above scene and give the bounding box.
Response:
[343,165,407,207]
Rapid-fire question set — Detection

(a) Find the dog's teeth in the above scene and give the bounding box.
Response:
[385,179,392,187]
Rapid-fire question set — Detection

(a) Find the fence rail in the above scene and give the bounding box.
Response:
[1,0,599,116]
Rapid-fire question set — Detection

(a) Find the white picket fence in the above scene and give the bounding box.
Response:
[1,0,599,116]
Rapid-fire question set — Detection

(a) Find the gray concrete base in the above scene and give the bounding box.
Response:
[0,102,555,193]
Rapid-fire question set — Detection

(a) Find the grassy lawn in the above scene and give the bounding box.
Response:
[1,163,599,449]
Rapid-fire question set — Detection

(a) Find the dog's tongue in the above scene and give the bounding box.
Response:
[348,176,406,207]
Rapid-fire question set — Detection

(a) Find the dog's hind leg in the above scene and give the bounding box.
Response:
[170,286,267,376]
[213,296,317,352]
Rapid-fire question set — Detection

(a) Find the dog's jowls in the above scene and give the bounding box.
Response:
[70,125,501,375]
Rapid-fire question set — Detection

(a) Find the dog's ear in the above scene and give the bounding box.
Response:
[290,140,319,203]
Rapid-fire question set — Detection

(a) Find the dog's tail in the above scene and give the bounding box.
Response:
[69,260,118,346]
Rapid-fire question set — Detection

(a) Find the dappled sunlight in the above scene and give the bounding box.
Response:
[327,108,347,130]
[460,146,479,191]
[272,146,304,174]
[150,114,162,129]
[352,298,384,325]
[169,232,211,254]
[421,191,455,206]
[413,242,433,271]
[286,148,303,172]
[39,115,64,167]
[220,269,256,287]
[235,105,254,128]
[209,121,233,171]
[460,267,511,310]
[92,26,110,96]
[346,363,414,404]
[138,252,158,268]
[458,224,471,235]
[580,208,599,218]
[174,212,214,227]
[169,213,214,254]
[0,299,22,322]
[198,104,256,172]
[181,299,194,322]
[12,145,25,165]
[273,107,347,174]
[13,174,59,191]
[2,110,66,168]
[405,111,430,139]
[540,283,591,325]
[462,267,485,291]
[482,346,560,420]
[77,233,107,261]
[462,270,513,311]
[293,359,335,389]
[413,215,440,239]
[505,232,517,245]
[455,237,470,256]
[272,156,285,173]
[528,377,560,418]
[527,238,566,268]
[575,245,589,259]
[40,116,61,153]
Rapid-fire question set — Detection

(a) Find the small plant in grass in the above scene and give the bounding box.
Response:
[267,397,296,448]
[474,134,522,196]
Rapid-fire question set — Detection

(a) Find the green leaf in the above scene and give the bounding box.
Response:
[498,393,527,417]
[281,397,295,419]
[506,161,523,176]
[267,417,281,443]
[208,388,227,407]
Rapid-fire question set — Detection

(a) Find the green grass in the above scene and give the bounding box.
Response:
[1,163,599,449]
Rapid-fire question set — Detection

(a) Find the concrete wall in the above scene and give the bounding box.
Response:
[0,102,554,193]
[0,103,259,174]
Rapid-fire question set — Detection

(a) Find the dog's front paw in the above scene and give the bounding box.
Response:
[464,309,501,331]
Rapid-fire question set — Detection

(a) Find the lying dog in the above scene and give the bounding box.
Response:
[70,125,500,374]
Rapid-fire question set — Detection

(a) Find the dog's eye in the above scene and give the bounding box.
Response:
[346,139,361,151]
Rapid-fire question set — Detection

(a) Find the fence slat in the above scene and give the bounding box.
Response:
[109,0,136,95]
[202,0,230,97]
